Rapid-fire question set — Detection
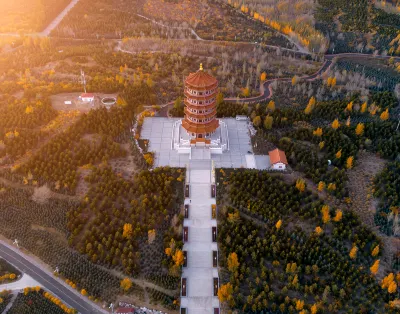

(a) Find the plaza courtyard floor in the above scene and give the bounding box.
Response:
[141,118,270,169]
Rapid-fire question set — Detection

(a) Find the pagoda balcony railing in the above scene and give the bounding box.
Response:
[185,96,216,105]
[184,88,218,98]
[183,98,217,110]
[184,107,215,118]
[185,84,218,96]
[184,117,217,125]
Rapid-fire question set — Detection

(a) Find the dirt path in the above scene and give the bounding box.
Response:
[346,151,396,273]
[0,177,80,202]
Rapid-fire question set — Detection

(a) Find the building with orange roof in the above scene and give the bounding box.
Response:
[268,148,288,170]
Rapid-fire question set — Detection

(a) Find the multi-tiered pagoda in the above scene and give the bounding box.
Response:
[182,64,219,141]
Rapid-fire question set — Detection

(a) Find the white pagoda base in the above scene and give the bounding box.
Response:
[172,120,229,155]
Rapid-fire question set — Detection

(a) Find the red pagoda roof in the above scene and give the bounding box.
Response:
[185,64,217,89]
[182,119,219,134]
[80,93,94,97]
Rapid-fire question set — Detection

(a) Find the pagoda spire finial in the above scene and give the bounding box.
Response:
[199,63,203,71]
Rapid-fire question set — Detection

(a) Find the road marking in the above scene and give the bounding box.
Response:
[0,246,101,313]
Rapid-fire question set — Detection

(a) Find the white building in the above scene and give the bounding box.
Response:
[269,148,288,170]
[79,93,94,103]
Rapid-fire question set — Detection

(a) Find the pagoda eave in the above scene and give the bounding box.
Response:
[182,119,219,134]
[184,81,218,91]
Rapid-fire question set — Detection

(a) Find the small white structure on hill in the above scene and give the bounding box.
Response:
[79,93,94,103]
[269,148,288,170]
[236,115,248,121]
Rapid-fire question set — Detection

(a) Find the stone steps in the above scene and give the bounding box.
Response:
[187,251,213,268]
[183,242,218,252]
[187,226,213,243]
[181,152,219,313]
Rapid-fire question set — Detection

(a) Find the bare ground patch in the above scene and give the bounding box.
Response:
[30,224,68,245]
[50,93,118,112]
[75,167,91,198]
[347,151,387,228]
[31,185,52,204]
[109,143,137,180]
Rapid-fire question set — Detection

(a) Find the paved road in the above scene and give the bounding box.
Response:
[41,0,80,36]
[0,242,108,314]
[0,0,80,37]
[224,53,400,104]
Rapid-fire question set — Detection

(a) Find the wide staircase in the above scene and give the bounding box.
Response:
[180,148,219,314]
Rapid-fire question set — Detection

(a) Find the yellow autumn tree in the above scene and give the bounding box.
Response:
[120,278,132,291]
[327,183,337,191]
[382,273,395,289]
[260,72,267,81]
[389,281,398,294]
[276,219,282,229]
[336,149,342,159]
[349,245,358,260]
[346,101,353,112]
[315,226,323,235]
[292,274,298,286]
[372,245,380,257]
[218,283,233,302]
[380,108,389,121]
[355,123,364,136]
[370,260,380,275]
[389,299,400,309]
[333,209,343,222]
[292,76,298,86]
[332,118,340,129]
[295,178,306,192]
[295,299,304,310]
[319,141,325,149]
[331,77,337,87]
[81,289,87,296]
[267,100,275,112]
[321,205,330,224]
[311,304,318,314]
[173,249,185,266]
[241,87,250,97]
[25,105,34,114]
[305,97,316,114]
[313,127,323,137]
[361,102,367,113]
[264,115,273,129]
[123,223,133,238]
[369,103,378,116]
[346,156,354,169]
[317,181,325,192]
[227,252,240,273]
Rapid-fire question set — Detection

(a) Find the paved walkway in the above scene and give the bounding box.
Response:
[0,273,41,291]
[181,149,219,314]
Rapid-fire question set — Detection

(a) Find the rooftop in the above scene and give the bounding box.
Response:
[185,64,218,89]
[269,148,288,165]
[80,93,94,97]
